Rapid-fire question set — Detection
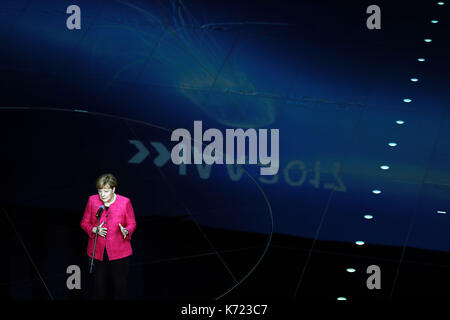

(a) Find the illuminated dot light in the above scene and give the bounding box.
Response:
[418,58,426,62]
[364,214,373,220]
[337,297,347,301]
[431,20,439,23]
[346,268,356,273]
[437,2,445,5]
[396,120,405,124]
[388,142,398,147]
[372,190,382,194]
[355,241,365,246]
[380,165,390,170]
[437,210,447,214]
[424,38,432,43]
[410,78,419,82]
[403,98,412,103]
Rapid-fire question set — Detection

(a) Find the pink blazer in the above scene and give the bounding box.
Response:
[80,194,137,261]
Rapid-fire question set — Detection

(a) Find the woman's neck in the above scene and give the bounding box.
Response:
[104,193,117,206]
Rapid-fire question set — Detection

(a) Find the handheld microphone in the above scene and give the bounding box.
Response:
[96,205,105,218]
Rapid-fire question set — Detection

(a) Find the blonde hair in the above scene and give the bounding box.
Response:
[96,173,118,190]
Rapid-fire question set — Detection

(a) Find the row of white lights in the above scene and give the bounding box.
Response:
[338,1,446,301]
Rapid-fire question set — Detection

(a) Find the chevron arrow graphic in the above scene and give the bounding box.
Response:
[128,140,150,164]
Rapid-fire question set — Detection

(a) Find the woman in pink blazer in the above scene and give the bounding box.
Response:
[80,173,136,300]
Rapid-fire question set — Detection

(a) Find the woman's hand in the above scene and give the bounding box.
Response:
[92,222,107,238]
[119,223,128,239]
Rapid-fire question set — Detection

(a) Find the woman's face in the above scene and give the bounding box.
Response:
[98,185,115,203]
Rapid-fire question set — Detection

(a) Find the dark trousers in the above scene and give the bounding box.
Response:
[93,249,130,300]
